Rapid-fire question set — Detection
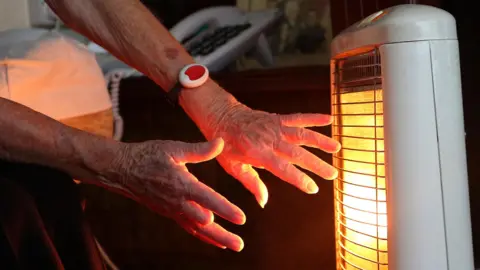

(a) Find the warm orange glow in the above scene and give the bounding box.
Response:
[332,89,388,270]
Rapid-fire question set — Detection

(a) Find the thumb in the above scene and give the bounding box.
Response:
[173,138,224,164]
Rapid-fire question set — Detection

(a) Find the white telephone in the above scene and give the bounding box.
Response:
[170,6,282,72]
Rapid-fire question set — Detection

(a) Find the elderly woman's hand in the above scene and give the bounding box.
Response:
[200,102,341,208]
[95,138,246,252]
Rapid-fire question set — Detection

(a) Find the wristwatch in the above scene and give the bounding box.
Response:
[166,63,209,105]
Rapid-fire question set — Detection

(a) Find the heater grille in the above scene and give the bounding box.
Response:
[332,48,387,270]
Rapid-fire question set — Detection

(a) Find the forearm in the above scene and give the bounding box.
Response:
[46,0,190,91]
[46,0,239,129]
[0,98,119,183]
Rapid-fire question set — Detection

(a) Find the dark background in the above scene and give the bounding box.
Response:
[140,0,236,29]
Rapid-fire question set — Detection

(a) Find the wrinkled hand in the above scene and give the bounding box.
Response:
[206,104,341,207]
[103,138,245,251]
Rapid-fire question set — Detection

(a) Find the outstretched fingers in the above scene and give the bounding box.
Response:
[218,157,269,208]
[177,216,244,252]
[275,141,337,180]
[282,126,341,153]
[279,113,333,127]
[196,222,244,252]
[178,170,246,225]
[261,153,319,194]
[181,201,214,226]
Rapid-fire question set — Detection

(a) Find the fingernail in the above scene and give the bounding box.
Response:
[307,181,319,194]
[335,142,342,152]
[259,200,266,209]
[236,212,247,225]
[234,239,245,252]
[325,169,338,180]
[257,195,268,209]
[328,115,334,124]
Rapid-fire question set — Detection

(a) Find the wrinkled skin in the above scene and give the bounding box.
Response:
[205,104,341,207]
[105,138,245,251]
[92,104,339,251]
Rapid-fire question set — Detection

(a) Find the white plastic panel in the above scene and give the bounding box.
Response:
[429,40,474,270]
[331,5,457,58]
[381,41,448,270]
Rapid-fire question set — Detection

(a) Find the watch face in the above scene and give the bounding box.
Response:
[179,64,209,88]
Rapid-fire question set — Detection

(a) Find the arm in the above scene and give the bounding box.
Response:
[45,0,339,208]
[0,97,245,251]
[45,0,238,130]
[0,97,118,182]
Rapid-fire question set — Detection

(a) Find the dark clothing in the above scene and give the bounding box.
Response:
[0,160,105,270]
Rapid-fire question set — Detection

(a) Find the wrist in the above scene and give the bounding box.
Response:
[178,79,241,137]
[68,130,124,184]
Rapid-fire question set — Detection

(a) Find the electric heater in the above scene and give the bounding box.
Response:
[330,5,474,270]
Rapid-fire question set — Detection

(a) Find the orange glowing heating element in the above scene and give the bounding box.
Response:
[332,89,388,270]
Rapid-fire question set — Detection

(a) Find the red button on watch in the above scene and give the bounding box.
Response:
[179,64,209,88]
[166,63,210,105]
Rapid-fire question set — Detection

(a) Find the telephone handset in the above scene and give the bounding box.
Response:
[170,6,282,72]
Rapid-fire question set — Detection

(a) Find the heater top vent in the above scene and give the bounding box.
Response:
[331,4,457,58]
[334,49,381,93]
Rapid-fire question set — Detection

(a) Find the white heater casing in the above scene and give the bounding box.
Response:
[331,4,474,270]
